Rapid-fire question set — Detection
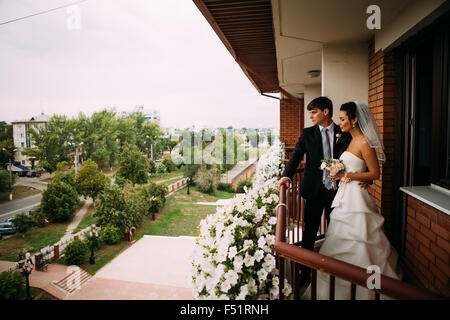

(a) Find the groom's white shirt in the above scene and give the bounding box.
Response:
[318,122,335,157]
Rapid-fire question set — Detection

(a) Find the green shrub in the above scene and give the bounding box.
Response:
[193,165,219,194]
[11,213,35,234]
[162,156,176,173]
[217,182,235,193]
[148,159,156,175]
[0,169,17,192]
[0,270,25,300]
[30,208,46,227]
[156,163,167,174]
[41,180,79,223]
[99,224,120,245]
[114,175,127,188]
[64,240,89,266]
[237,179,253,193]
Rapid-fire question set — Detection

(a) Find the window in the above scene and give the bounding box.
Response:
[400,12,450,190]
[21,142,24,147]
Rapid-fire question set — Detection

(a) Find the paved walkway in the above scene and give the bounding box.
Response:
[196,199,234,206]
[65,236,195,300]
[220,158,257,184]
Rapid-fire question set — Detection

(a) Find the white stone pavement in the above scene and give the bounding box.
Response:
[65,235,195,299]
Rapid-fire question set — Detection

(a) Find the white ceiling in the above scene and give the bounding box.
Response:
[272,0,411,96]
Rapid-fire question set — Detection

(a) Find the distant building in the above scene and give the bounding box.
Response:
[11,113,51,167]
[113,105,161,123]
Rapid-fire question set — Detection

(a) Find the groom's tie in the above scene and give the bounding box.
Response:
[322,128,332,190]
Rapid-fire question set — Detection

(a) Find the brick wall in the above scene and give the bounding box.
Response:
[367,40,396,239]
[280,98,304,148]
[404,196,450,297]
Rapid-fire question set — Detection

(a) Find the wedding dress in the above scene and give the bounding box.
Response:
[302,151,403,300]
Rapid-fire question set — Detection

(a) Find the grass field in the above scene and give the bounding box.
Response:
[0,185,41,204]
[0,200,86,262]
[144,186,235,237]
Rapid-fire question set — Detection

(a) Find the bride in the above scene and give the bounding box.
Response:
[301,101,402,300]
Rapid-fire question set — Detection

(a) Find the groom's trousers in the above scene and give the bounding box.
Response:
[300,184,337,282]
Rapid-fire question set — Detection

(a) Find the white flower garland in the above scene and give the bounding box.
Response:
[190,141,292,300]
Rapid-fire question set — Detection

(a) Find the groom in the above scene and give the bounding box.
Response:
[276,96,351,287]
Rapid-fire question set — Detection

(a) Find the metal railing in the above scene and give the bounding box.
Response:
[275,183,444,300]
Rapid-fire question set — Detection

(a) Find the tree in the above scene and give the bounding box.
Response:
[117,145,149,185]
[0,168,16,192]
[148,159,156,175]
[94,185,139,238]
[76,159,110,200]
[23,115,72,173]
[139,122,164,159]
[0,270,25,300]
[0,121,15,169]
[41,180,79,222]
[193,164,220,194]
[11,213,35,235]
[53,161,76,188]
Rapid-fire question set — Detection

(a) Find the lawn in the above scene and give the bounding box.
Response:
[0,185,41,204]
[149,170,184,185]
[72,204,96,234]
[57,185,235,275]
[0,222,68,262]
[144,185,235,237]
[0,200,86,262]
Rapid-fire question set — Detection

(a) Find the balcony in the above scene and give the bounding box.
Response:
[274,157,444,300]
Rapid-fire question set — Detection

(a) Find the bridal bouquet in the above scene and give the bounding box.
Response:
[320,159,345,190]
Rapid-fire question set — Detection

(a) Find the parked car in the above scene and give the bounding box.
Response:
[26,170,41,177]
[0,222,16,235]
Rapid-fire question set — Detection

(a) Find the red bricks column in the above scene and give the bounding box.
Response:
[54,244,60,260]
[404,196,450,297]
[280,98,304,149]
[34,253,41,271]
[367,39,395,238]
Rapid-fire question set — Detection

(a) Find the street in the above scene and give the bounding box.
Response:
[0,193,42,222]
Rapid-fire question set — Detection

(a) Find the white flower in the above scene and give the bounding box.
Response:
[228,246,237,259]
[257,268,268,282]
[282,279,292,297]
[268,217,277,225]
[254,250,265,262]
[236,285,249,300]
[233,255,244,272]
[266,234,275,246]
[244,252,255,267]
[220,281,232,293]
[258,236,267,248]
[243,240,254,250]
[224,270,239,286]
[190,140,286,299]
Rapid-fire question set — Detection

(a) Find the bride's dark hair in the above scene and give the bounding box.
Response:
[340,102,358,127]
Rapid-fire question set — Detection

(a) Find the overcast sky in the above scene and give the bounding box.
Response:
[0,0,280,129]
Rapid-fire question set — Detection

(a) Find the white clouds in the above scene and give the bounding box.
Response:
[0,0,279,128]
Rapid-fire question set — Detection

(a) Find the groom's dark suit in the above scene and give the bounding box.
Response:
[281,123,351,283]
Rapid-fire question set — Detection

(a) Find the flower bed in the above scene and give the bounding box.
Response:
[190,141,292,299]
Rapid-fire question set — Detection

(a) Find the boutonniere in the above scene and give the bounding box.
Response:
[336,133,342,143]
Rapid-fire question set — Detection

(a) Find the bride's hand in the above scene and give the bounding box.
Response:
[328,173,343,182]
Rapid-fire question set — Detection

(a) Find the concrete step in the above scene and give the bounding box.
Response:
[52,267,92,294]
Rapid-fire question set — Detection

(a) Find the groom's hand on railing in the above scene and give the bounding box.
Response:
[277,177,290,190]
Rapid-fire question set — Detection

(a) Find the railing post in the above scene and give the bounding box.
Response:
[54,244,60,260]
[34,253,42,271]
